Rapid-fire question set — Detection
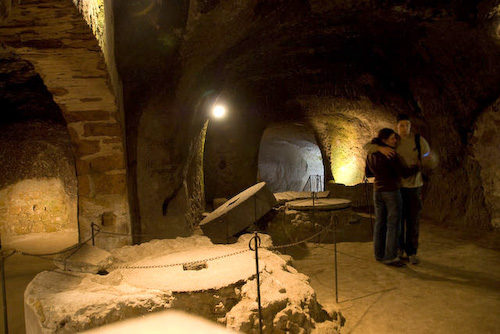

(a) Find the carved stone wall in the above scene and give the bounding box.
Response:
[0,0,130,249]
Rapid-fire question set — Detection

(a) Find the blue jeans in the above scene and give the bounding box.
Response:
[400,187,422,256]
[373,191,402,262]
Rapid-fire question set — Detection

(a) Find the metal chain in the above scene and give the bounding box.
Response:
[266,218,335,250]
[113,219,336,270]
[11,213,335,270]
[112,248,251,270]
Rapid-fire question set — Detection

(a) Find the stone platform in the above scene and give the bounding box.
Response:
[24,235,342,334]
[265,196,372,246]
[286,198,351,211]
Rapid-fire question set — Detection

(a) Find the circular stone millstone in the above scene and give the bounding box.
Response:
[123,246,260,292]
[286,198,351,211]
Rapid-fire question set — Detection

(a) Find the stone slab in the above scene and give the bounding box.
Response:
[326,182,373,210]
[274,191,330,205]
[53,243,113,273]
[199,182,277,243]
[286,198,351,211]
[124,246,259,292]
[81,310,243,334]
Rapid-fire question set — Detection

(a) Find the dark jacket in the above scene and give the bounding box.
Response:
[365,151,419,192]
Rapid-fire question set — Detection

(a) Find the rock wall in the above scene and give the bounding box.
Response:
[0,0,131,249]
[4,0,500,245]
[72,0,105,50]
[471,98,500,230]
[0,49,78,241]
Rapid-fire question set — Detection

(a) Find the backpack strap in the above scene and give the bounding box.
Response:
[415,133,421,161]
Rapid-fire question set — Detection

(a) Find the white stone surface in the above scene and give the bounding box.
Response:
[81,310,242,334]
[53,243,113,274]
[25,234,337,334]
[286,198,351,211]
[274,191,330,205]
[123,246,258,292]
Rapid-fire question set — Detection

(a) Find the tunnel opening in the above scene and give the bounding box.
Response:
[258,122,324,193]
[0,50,79,251]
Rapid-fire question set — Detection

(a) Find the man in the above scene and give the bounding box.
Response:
[365,128,419,267]
[377,114,432,265]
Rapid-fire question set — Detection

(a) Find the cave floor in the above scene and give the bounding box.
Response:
[292,221,500,334]
[1,222,499,334]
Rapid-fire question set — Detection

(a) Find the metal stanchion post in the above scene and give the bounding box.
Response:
[249,232,263,334]
[91,223,96,246]
[364,177,374,235]
[0,249,8,334]
[333,216,339,304]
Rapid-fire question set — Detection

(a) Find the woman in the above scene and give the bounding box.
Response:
[365,128,419,267]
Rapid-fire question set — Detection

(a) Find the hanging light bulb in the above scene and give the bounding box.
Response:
[212,105,226,118]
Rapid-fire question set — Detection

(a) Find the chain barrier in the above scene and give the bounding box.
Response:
[111,248,251,270]
[111,219,335,270]
[5,214,335,270]
[15,232,100,260]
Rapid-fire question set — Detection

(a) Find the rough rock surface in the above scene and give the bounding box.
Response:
[53,244,113,274]
[265,207,371,246]
[25,235,341,334]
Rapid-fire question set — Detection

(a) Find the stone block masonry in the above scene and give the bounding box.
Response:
[0,0,130,249]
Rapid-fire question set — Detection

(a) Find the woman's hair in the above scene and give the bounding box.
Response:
[377,128,395,140]
[371,128,395,146]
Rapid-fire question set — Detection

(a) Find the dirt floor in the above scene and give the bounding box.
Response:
[1,221,499,334]
[292,221,500,334]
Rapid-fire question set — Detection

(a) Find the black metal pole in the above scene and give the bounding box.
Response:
[333,216,339,304]
[364,177,374,235]
[0,251,8,334]
[91,223,96,246]
[253,232,263,334]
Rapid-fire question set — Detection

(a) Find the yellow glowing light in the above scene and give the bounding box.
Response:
[332,155,362,186]
[212,105,226,118]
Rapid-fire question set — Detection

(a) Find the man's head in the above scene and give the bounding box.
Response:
[396,114,411,138]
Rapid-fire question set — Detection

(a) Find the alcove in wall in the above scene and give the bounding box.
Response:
[258,123,324,193]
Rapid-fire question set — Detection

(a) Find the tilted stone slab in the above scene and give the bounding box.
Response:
[200,182,277,243]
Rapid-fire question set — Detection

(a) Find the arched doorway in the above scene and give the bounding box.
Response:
[258,123,324,193]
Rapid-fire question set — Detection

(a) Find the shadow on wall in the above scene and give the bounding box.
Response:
[258,123,324,192]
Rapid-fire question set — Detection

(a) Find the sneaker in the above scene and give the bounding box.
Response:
[409,255,420,265]
[385,260,406,268]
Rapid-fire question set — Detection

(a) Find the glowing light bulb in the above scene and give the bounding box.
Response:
[212,105,226,118]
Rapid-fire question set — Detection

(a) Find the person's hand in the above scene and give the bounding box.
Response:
[378,146,396,158]
[422,152,432,163]
[422,151,439,170]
